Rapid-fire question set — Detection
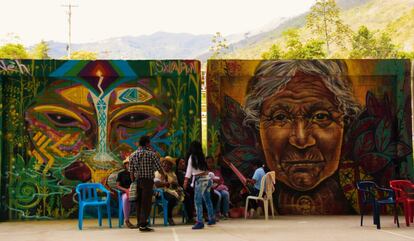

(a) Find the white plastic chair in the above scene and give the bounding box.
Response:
[244,171,276,220]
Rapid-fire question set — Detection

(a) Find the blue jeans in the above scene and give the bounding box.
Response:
[194,176,214,223]
[214,189,230,215]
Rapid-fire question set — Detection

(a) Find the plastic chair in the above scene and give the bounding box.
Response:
[76,183,112,230]
[106,171,124,228]
[244,171,276,220]
[356,181,399,229]
[390,180,414,226]
[149,188,169,226]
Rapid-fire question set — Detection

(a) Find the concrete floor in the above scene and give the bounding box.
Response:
[0,216,413,241]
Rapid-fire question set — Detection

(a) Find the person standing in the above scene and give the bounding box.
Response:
[129,135,164,232]
[183,141,215,229]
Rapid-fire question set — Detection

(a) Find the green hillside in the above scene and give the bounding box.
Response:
[387,7,414,50]
[226,0,414,58]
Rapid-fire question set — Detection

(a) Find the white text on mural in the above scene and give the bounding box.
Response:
[0,60,30,75]
[153,60,197,75]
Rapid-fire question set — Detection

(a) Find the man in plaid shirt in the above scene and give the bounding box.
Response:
[129,135,164,232]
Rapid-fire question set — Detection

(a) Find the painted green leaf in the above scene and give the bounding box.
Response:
[353,131,375,158]
[359,152,391,174]
[375,119,391,152]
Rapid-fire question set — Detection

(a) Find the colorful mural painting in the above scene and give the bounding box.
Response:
[0,59,201,220]
[207,59,413,215]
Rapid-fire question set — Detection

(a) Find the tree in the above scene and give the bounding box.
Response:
[0,43,29,59]
[349,26,400,58]
[301,39,326,59]
[209,32,228,59]
[306,0,351,56]
[349,26,376,58]
[261,29,326,59]
[261,44,282,59]
[63,50,97,60]
[31,40,50,59]
[397,50,414,59]
[375,31,398,58]
[282,29,303,59]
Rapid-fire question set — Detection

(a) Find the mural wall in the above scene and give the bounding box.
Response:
[0,59,201,220]
[207,59,413,214]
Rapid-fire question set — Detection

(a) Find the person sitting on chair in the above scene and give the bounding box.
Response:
[154,156,184,226]
[176,157,195,224]
[116,158,135,228]
[245,159,266,217]
[207,156,230,219]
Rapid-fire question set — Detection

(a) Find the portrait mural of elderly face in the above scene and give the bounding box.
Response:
[243,61,361,192]
[0,59,201,220]
[207,59,412,214]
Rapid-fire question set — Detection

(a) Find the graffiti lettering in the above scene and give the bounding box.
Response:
[0,59,30,75]
[153,60,197,75]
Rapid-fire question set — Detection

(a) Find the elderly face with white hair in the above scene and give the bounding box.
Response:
[244,60,361,191]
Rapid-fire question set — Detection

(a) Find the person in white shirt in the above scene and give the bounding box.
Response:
[183,141,215,229]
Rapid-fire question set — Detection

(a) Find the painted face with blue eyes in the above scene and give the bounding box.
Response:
[25,80,167,182]
[259,72,344,191]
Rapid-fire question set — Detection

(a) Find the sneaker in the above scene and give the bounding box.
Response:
[192,222,205,229]
[207,219,216,225]
[139,226,154,232]
[222,214,229,220]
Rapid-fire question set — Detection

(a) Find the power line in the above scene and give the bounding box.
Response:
[61,3,78,59]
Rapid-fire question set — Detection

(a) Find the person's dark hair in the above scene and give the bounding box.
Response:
[263,163,270,173]
[139,135,151,147]
[252,159,263,168]
[175,156,184,165]
[187,141,207,171]
[206,156,215,169]
[175,156,186,172]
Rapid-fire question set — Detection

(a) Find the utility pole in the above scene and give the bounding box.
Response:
[62,3,78,59]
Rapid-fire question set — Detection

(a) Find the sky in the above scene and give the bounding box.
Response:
[0,0,315,46]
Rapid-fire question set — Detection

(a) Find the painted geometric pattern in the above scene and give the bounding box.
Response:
[116,87,153,104]
[0,59,201,220]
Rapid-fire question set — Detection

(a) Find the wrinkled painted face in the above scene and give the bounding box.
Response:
[25,79,167,182]
[259,72,344,191]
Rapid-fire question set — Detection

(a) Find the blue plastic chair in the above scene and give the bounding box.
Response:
[106,172,124,228]
[115,189,124,228]
[149,188,169,226]
[150,188,189,226]
[356,181,399,229]
[76,183,112,230]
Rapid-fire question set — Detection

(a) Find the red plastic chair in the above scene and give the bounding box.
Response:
[390,180,414,226]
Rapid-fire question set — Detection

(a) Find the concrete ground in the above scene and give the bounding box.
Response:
[0,216,413,241]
